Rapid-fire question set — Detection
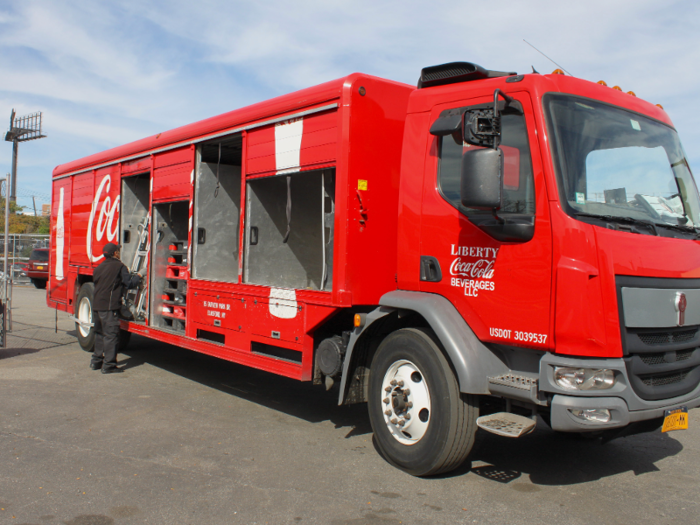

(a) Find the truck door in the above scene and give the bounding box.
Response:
[419,92,553,349]
[49,176,72,304]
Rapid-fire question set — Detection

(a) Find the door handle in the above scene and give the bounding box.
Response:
[420,256,442,282]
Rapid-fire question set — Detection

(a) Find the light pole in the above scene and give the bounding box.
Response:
[2,110,46,347]
[1,176,9,348]
[5,109,46,202]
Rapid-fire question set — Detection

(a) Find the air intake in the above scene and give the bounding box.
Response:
[418,62,515,89]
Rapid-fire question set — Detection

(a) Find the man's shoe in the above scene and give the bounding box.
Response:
[90,363,102,370]
[101,366,124,374]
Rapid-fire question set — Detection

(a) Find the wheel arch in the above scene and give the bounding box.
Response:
[74,274,93,305]
[338,290,508,405]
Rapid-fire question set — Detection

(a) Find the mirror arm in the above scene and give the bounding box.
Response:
[493,89,514,118]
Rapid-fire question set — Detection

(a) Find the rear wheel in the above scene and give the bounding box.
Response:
[76,283,95,352]
[31,278,47,289]
[368,328,478,476]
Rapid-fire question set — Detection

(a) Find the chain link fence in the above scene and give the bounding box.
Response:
[0,233,49,284]
[1,234,50,344]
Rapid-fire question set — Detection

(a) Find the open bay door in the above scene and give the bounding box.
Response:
[120,172,150,321]
[243,110,338,295]
[192,133,243,283]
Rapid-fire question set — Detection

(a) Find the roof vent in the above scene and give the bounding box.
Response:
[418,62,516,89]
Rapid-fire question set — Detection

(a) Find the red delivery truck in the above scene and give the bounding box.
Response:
[48,62,700,476]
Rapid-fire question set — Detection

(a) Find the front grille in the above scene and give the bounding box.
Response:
[617,276,700,401]
[624,341,700,400]
[640,354,666,365]
[639,329,698,346]
[640,350,696,366]
[678,350,693,361]
[641,370,690,387]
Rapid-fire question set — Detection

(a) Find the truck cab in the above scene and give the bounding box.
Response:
[351,64,699,474]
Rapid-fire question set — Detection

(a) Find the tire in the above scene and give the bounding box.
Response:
[75,283,95,352]
[368,328,478,476]
[31,278,47,289]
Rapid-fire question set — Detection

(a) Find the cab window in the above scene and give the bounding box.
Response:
[438,109,535,216]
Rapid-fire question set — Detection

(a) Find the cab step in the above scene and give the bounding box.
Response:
[476,412,536,438]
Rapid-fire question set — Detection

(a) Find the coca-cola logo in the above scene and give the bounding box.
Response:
[87,175,120,263]
[450,258,495,279]
[449,244,498,279]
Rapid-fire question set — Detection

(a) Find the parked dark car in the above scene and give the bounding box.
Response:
[26,248,49,288]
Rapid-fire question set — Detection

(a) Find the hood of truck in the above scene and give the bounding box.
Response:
[553,208,700,358]
[596,227,700,279]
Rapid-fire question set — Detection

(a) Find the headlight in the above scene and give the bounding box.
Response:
[554,367,615,391]
[569,408,612,423]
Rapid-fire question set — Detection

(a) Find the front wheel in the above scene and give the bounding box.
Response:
[75,283,95,352]
[368,328,478,476]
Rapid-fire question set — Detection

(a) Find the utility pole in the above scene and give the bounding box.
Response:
[32,195,37,217]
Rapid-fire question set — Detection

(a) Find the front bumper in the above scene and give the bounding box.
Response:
[540,353,700,432]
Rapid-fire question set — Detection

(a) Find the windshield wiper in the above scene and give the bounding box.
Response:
[576,212,700,238]
[575,213,659,235]
[652,221,700,237]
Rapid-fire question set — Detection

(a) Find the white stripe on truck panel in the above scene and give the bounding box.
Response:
[275,118,303,174]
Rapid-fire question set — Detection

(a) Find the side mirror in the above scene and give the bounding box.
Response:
[461,148,503,210]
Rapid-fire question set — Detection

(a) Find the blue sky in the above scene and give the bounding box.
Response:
[1,0,699,212]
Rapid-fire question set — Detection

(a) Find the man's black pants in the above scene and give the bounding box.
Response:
[91,310,121,370]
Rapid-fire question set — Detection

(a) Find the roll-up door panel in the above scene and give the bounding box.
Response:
[49,177,72,303]
[68,172,94,267]
[247,110,337,176]
[152,147,193,201]
[71,166,121,267]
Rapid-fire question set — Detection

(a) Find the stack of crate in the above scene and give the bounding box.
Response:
[161,241,188,331]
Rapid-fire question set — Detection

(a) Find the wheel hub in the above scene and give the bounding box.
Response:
[380,359,431,445]
[391,389,408,413]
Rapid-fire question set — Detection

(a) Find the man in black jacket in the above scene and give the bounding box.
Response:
[90,242,142,374]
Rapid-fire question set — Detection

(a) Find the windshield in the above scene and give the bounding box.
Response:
[545,94,700,230]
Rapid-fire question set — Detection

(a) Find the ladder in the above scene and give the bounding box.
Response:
[124,213,150,321]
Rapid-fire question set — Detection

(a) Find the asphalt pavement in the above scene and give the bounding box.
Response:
[0,286,698,525]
